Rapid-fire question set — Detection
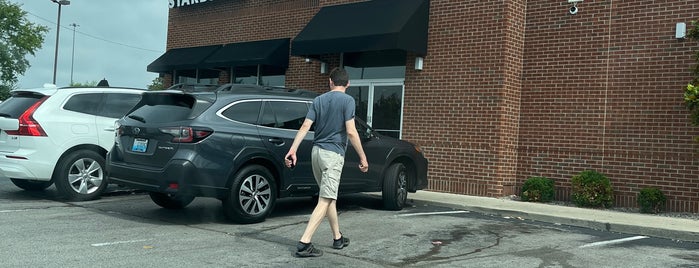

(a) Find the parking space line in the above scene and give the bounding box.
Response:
[91,239,150,247]
[0,209,30,213]
[397,211,469,217]
[579,236,649,248]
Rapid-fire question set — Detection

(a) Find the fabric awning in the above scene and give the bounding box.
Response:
[201,38,290,69]
[147,39,290,73]
[291,0,430,57]
[147,45,221,73]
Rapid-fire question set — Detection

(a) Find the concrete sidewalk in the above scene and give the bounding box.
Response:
[408,191,699,243]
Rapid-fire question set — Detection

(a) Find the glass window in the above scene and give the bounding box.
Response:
[345,66,406,80]
[176,69,219,85]
[221,101,261,124]
[101,93,142,118]
[128,94,201,123]
[271,101,308,130]
[232,65,285,87]
[259,101,276,128]
[63,93,102,115]
[0,93,46,118]
[259,101,308,130]
[345,86,369,123]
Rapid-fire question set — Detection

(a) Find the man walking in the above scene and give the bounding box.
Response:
[285,67,369,258]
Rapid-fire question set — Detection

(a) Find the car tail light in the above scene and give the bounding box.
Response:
[6,96,48,136]
[159,127,212,143]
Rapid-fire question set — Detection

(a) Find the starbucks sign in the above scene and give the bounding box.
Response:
[169,0,213,9]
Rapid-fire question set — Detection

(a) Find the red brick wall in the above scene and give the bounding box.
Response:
[164,0,699,212]
[519,0,699,212]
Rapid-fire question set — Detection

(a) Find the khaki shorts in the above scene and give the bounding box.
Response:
[311,146,345,200]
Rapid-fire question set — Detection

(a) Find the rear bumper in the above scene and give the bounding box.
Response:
[106,155,228,198]
[0,152,55,181]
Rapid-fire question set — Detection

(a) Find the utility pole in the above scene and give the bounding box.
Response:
[69,23,79,85]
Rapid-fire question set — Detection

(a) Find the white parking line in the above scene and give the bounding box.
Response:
[397,211,469,217]
[579,236,649,248]
[0,209,30,213]
[91,239,150,247]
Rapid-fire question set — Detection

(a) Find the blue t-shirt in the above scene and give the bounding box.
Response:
[306,91,355,156]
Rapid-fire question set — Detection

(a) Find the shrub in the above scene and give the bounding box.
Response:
[570,170,614,208]
[520,177,555,202]
[638,188,666,214]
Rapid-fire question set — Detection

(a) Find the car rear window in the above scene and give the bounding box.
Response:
[0,92,45,118]
[127,93,212,123]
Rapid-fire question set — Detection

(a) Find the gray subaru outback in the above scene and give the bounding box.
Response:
[106,84,428,223]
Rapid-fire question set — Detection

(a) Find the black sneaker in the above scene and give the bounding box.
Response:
[295,242,323,258]
[333,235,350,249]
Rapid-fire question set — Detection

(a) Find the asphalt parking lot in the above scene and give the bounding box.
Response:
[1,182,698,267]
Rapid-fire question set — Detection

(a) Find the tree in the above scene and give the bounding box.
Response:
[0,0,48,98]
[70,80,98,87]
[683,20,699,126]
[147,76,165,90]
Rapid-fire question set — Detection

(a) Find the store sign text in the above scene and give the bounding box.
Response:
[169,0,213,9]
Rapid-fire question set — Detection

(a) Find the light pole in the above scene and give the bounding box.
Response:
[69,23,79,85]
[51,0,70,85]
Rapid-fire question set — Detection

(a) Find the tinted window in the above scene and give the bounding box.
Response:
[0,93,45,118]
[221,101,261,124]
[101,93,141,118]
[265,101,308,130]
[259,102,276,128]
[127,93,206,124]
[63,93,102,115]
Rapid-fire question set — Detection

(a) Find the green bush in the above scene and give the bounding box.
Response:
[571,170,614,208]
[521,177,555,202]
[638,188,666,214]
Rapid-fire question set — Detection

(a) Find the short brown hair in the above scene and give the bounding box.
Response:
[329,67,349,87]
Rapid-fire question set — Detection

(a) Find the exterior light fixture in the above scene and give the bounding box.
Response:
[415,57,424,71]
[51,0,71,85]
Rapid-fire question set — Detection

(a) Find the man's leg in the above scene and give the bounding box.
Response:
[300,197,332,243]
[326,199,341,240]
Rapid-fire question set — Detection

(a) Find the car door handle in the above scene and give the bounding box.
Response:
[104,127,115,131]
[267,138,285,146]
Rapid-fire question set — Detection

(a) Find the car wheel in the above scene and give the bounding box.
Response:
[10,179,53,191]
[382,162,409,210]
[149,192,195,209]
[53,150,108,201]
[222,165,277,224]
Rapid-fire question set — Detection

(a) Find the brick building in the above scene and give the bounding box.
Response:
[150,0,699,212]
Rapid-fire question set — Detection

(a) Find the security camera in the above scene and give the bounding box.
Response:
[569,5,578,15]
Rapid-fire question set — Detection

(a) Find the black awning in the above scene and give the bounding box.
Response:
[201,38,290,69]
[291,0,429,57]
[147,45,221,73]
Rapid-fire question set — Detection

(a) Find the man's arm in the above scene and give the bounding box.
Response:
[285,118,313,167]
[345,118,368,172]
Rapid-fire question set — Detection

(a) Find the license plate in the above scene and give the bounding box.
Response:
[131,138,148,153]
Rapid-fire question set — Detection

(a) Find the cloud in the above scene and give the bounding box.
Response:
[10,0,168,89]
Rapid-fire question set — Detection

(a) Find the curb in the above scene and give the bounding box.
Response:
[404,191,699,243]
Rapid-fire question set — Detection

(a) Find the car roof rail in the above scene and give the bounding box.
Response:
[165,83,219,92]
[215,84,318,97]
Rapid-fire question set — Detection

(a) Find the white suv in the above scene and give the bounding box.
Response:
[0,84,143,201]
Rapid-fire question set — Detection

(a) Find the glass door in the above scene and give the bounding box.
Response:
[346,80,404,139]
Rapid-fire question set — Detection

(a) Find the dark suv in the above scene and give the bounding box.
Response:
[106,84,428,223]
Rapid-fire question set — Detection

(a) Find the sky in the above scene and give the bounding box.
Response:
[10,0,168,89]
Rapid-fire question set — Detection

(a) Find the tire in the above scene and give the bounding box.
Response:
[382,163,409,210]
[222,165,277,224]
[10,179,53,191]
[53,150,108,201]
[149,192,195,209]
